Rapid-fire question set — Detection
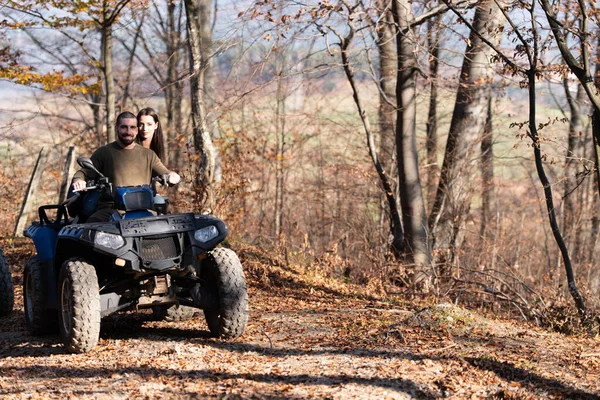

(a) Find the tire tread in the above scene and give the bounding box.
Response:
[203,248,248,338]
[23,256,57,334]
[59,258,100,353]
[0,249,13,317]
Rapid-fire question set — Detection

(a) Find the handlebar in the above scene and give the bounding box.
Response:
[70,177,112,197]
[72,175,171,196]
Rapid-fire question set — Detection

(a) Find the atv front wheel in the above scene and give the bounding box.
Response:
[23,256,57,334]
[153,304,198,322]
[59,258,101,353]
[201,248,248,338]
[0,249,14,317]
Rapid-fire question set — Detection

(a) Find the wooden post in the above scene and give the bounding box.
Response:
[58,146,77,203]
[14,147,49,237]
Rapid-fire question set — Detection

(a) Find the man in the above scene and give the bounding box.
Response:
[64,111,180,222]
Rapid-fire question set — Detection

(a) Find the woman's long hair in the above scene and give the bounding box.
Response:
[136,107,165,160]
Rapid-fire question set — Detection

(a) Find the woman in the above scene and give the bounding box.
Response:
[137,108,192,320]
[137,107,165,160]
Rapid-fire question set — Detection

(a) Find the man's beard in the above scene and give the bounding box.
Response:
[119,134,135,146]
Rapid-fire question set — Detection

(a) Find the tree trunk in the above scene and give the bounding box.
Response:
[164,1,184,167]
[204,43,222,183]
[91,97,104,147]
[173,79,184,169]
[428,0,504,269]
[426,15,440,211]
[101,19,116,144]
[274,43,286,240]
[540,0,600,156]
[588,37,600,267]
[538,0,597,324]
[14,147,49,237]
[480,97,496,240]
[58,146,77,204]
[588,122,600,266]
[528,68,589,323]
[121,14,145,111]
[562,82,585,262]
[169,3,185,170]
[375,0,403,254]
[338,24,404,257]
[184,0,217,210]
[392,0,431,291]
[376,0,397,175]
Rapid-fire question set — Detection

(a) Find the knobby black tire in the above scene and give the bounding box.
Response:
[153,304,198,322]
[59,258,101,353]
[202,248,248,339]
[23,256,57,334]
[0,249,14,317]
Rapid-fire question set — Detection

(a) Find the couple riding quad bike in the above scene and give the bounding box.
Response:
[22,157,248,353]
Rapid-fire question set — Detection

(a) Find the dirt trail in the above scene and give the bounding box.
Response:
[0,242,599,399]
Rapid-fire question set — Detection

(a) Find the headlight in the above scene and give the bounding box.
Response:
[94,232,125,249]
[194,225,219,243]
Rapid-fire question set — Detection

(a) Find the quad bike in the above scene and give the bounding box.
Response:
[23,157,248,353]
[0,248,14,317]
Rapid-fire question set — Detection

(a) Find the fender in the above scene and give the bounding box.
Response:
[24,224,58,262]
[23,224,60,308]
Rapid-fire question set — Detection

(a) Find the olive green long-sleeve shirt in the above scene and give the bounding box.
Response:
[72,142,171,187]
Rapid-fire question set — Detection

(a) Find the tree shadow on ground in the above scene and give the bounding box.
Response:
[0,364,440,399]
[464,357,600,400]
[1,317,597,399]
[0,312,212,358]
[150,331,600,400]
[0,331,63,358]
[98,312,212,340]
[86,319,600,400]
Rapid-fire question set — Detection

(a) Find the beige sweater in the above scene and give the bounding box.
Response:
[73,142,170,187]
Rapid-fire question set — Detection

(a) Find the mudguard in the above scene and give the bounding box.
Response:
[23,223,60,308]
[24,205,69,262]
[24,224,58,263]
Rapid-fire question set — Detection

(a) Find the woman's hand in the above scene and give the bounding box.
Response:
[167,172,181,185]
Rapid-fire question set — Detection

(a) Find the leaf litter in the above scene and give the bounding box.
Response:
[0,240,598,399]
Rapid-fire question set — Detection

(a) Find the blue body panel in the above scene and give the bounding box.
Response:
[115,185,154,211]
[23,223,60,309]
[123,210,153,219]
[26,224,58,262]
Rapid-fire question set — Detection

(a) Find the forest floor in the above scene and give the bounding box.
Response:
[0,239,599,399]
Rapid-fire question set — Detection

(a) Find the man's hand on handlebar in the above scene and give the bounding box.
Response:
[72,178,87,192]
[60,179,86,207]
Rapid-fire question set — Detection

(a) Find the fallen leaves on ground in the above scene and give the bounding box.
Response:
[0,239,598,399]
